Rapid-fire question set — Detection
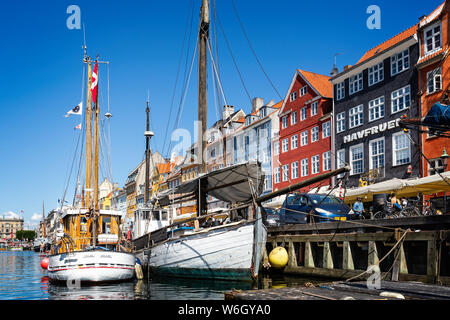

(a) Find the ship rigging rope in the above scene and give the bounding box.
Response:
[207,37,229,109]
[230,0,282,100]
[162,0,195,158]
[165,34,199,158]
[215,11,252,104]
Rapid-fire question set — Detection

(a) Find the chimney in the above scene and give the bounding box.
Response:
[343,65,352,71]
[222,105,235,121]
[330,65,339,76]
[251,97,264,113]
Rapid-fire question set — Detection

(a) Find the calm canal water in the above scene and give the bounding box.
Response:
[0,251,323,300]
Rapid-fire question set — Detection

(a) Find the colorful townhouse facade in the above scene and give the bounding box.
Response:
[274,69,333,193]
[416,1,450,210]
[330,23,421,188]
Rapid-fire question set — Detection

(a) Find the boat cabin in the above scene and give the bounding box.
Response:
[55,209,123,253]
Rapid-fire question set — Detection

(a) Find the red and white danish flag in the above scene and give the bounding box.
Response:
[91,60,99,108]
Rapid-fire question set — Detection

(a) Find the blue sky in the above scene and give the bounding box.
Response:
[0,0,442,228]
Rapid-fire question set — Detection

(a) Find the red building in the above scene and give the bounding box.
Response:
[274,69,333,192]
[416,1,450,211]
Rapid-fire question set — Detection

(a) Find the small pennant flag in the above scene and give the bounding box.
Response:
[75,123,82,130]
[65,102,83,117]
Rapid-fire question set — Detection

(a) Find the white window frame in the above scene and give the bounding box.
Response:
[274,167,281,183]
[300,86,307,96]
[322,121,331,138]
[291,134,298,150]
[427,67,442,94]
[369,137,385,170]
[290,91,298,102]
[300,131,308,146]
[349,143,364,175]
[368,62,384,86]
[391,49,410,76]
[311,126,319,142]
[274,141,280,156]
[349,72,363,95]
[336,81,345,100]
[349,104,364,129]
[336,112,346,133]
[282,138,289,153]
[281,115,288,129]
[336,149,346,178]
[311,155,320,174]
[311,101,318,116]
[291,111,297,125]
[291,161,299,179]
[368,96,385,122]
[391,85,411,114]
[282,164,289,182]
[300,107,307,121]
[323,151,331,171]
[424,22,442,55]
[392,132,411,166]
[301,158,309,177]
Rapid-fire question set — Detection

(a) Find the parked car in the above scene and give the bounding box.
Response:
[262,207,280,227]
[279,193,354,224]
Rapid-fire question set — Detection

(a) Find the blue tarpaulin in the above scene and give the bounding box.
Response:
[423,102,450,127]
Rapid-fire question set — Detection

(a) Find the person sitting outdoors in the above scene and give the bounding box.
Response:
[401,197,408,208]
[390,193,402,212]
[353,197,365,219]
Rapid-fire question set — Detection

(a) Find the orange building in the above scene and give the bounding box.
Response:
[416,1,450,211]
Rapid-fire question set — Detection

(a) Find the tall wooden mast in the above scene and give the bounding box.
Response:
[93,61,100,212]
[197,0,210,217]
[85,62,93,209]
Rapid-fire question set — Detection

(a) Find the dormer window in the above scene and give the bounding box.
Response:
[245,116,252,126]
[424,22,441,55]
[260,107,267,118]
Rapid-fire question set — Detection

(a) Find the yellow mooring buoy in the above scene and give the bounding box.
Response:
[268,246,288,268]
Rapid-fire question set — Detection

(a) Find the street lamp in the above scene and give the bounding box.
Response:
[441,147,449,171]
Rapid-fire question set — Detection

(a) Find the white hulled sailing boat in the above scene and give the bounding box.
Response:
[47,50,135,283]
[132,0,267,281]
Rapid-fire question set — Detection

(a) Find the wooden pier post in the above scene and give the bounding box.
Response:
[343,241,354,270]
[368,241,379,267]
[323,242,333,269]
[288,241,297,267]
[392,243,408,281]
[427,239,438,283]
[304,241,314,268]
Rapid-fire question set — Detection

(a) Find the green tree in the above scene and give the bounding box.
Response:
[16,230,36,241]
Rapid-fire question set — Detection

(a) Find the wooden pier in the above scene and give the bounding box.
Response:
[225,280,450,300]
[263,215,450,285]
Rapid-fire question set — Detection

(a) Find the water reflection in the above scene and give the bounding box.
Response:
[1,251,328,300]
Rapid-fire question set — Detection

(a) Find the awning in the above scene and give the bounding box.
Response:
[341,171,450,203]
[158,161,265,206]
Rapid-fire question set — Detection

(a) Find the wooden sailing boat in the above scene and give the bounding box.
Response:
[132,0,267,281]
[47,50,136,284]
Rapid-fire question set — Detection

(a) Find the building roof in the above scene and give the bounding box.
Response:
[356,24,418,65]
[297,70,333,98]
[419,1,445,29]
[156,162,173,174]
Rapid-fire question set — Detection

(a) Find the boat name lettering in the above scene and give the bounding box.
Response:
[100,255,112,258]
[83,255,94,258]
[64,259,78,263]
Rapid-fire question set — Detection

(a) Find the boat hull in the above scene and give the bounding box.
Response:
[138,219,267,281]
[48,250,135,283]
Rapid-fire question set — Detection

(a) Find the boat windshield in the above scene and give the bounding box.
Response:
[308,194,345,205]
